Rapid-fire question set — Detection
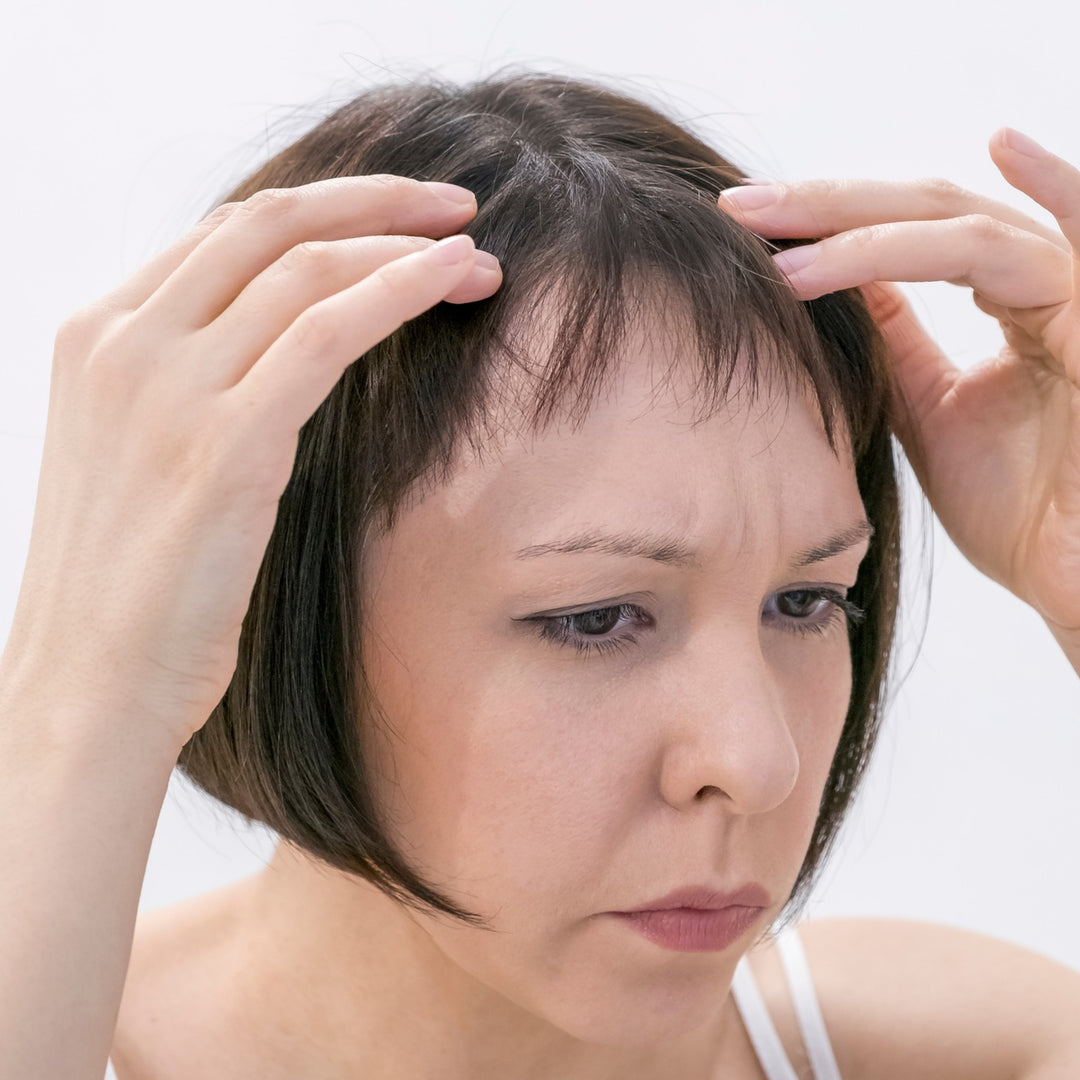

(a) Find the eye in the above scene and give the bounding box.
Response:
[526,602,653,657]
[765,588,865,638]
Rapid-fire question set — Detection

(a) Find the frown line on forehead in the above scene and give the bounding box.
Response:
[513,519,873,570]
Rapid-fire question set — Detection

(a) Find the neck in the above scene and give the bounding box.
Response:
[225,840,733,1080]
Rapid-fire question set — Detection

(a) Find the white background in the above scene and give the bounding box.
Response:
[2,0,1078,973]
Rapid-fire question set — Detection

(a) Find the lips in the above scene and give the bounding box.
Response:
[617,882,771,914]
[607,883,771,953]
[612,904,766,952]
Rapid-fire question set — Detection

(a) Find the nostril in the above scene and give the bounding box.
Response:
[694,784,728,802]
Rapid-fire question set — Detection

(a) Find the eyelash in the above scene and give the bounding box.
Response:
[527,590,865,657]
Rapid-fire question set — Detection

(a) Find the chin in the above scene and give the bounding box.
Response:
[531,960,736,1047]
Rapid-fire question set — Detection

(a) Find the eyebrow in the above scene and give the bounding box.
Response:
[513,518,874,569]
[514,530,701,567]
[792,518,875,567]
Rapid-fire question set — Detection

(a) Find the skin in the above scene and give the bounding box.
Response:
[719,127,1080,654]
[5,115,1080,1079]
[204,127,1080,1078]
[198,326,869,1080]
[0,176,513,1080]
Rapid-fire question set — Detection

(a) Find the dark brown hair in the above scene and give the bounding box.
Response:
[177,71,900,927]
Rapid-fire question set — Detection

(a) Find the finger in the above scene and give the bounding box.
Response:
[99,201,242,312]
[859,281,958,486]
[197,235,502,386]
[718,177,1069,253]
[771,216,1071,309]
[229,234,482,437]
[988,127,1080,296]
[141,176,480,329]
[967,290,1064,367]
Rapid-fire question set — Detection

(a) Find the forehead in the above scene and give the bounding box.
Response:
[387,319,862,569]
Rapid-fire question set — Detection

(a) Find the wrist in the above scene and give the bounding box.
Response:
[0,650,186,776]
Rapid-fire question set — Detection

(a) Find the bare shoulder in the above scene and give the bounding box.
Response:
[776,917,1080,1080]
[111,878,260,1079]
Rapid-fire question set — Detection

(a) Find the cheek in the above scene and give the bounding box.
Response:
[766,635,854,858]
[768,620,853,739]
[360,632,638,910]
[791,648,851,771]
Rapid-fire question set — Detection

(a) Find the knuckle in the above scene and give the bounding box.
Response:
[808,178,847,200]
[789,178,851,206]
[203,201,239,225]
[371,259,429,323]
[288,305,340,357]
[371,252,421,298]
[918,176,966,211]
[237,185,304,223]
[389,235,432,257]
[957,212,1004,239]
[83,316,136,373]
[54,306,99,355]
[847,222,892,251]
[359,172,412,193]
[186,203,238,245]
[277,239,336,280]
[53,300,123,361]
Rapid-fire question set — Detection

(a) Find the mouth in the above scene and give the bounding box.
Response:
[609,904,766,952]
[605,882,771,952]
[618,882,771,914]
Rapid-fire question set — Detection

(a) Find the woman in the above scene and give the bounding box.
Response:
[0,73,1076,1079]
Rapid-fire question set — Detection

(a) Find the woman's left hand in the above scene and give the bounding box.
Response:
[718,129,1080,647]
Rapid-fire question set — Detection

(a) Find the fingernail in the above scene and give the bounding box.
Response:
[423,181,477,207]
[472,249,501,274]
[773,244,819,277]
[718,184,780,210]
[1001,128,1046,158]
[430,234,475,264]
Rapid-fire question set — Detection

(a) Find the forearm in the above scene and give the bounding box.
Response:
[0,661,180,1080]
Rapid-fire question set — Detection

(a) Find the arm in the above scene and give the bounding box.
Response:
[0,665,180,1080]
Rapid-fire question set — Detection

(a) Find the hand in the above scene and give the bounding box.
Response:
[718,130,1080,638]
[2,176,501,750]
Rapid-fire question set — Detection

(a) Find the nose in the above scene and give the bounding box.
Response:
[655,633,801,815]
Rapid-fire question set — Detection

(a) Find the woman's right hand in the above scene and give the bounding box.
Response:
[1,175,501,752]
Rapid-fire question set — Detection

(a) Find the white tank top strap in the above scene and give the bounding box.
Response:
[104,1057,118,1079]
[776,927,843,1080]
[730,951,801,1080]
[730,924,843,1080]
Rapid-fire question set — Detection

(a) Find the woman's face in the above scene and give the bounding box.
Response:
[358,321,870,1045]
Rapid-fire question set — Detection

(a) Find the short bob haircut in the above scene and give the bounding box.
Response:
[177,71,901,928]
